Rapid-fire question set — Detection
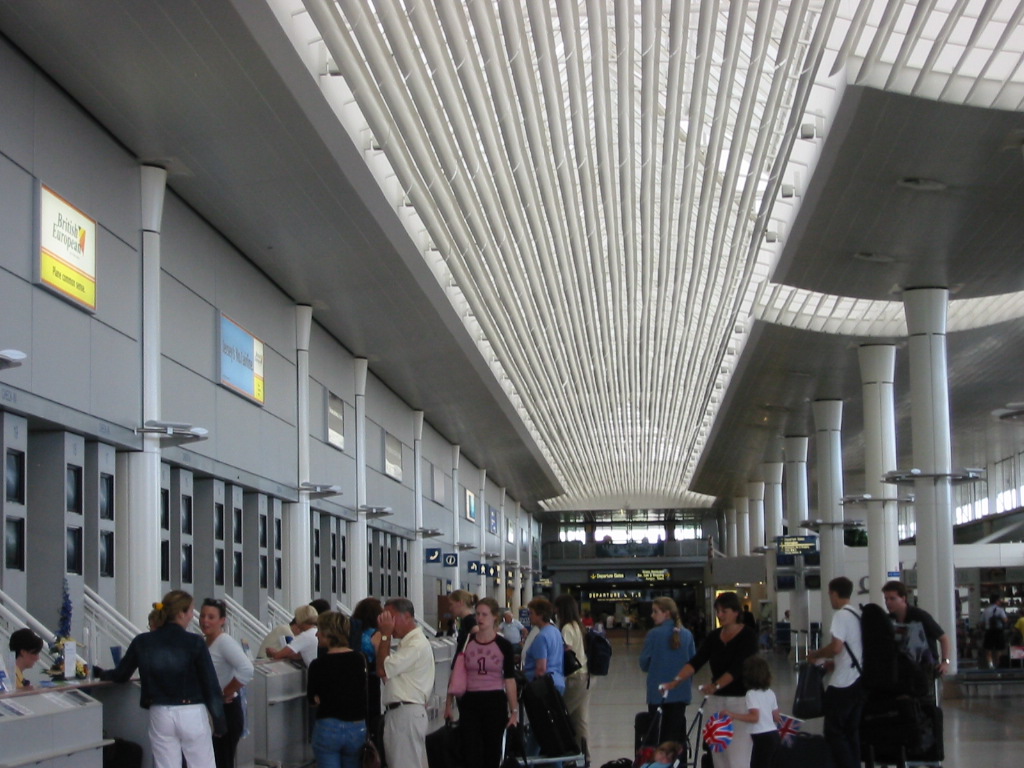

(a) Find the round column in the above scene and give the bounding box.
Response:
[747,482,766,552]
[762,462,784,542]
[904,288,956,671]
[410,411,425,618]
[813,400,844,628]
[725,507,738,557]
[858,344,900,596]
[351,359,369,601]
[784,436,810,642]
[735,496,750,556]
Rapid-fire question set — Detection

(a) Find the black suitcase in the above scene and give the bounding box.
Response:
[634,710,657,752]
[521,674,579,757]
[861,694,927,756]
[103,738,143,768]
[426,721,462,768]
[773,732,834,768]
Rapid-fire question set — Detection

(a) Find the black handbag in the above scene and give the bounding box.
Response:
[563,648,583,675]
[792,661,826,719]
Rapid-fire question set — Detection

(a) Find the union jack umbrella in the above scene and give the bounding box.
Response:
[776,714,803,746]
[702,712,734,752]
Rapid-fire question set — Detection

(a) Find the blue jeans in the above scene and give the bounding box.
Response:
[312,718,366,768]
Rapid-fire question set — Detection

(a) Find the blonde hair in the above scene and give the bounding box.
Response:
[653,597,683,650]
[317,611,350,649]
[152,590,193,628]
[449,589,476,608]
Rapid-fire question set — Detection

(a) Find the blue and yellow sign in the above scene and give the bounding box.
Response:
[219,314,265,404]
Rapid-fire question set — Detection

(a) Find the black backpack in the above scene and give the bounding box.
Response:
[858,602,899,693]
[584,629,612,675]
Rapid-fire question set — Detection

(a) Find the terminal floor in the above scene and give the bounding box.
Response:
[586,632,1021,768]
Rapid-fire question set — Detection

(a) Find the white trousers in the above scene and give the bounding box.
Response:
[149,703,215,768]
[706,694,753,768]
[383,702,428,768]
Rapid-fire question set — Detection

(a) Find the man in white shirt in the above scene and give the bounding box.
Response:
[807,576,863,768]
[501,610,527,650]
[377,597,435,768]
[267,605,319,667]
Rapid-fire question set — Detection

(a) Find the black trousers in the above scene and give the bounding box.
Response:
[212,697,244,768]
[750,730,780,768]
[823,680,864,768]
[647,702,688,747]
[459,689,509,767]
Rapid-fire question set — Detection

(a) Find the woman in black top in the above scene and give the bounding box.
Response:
[307,611,368,768]
[662,592,759,768]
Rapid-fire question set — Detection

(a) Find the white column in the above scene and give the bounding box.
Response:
[763,462,784,542]
[351,359,369,601]
[497,487,507,604]
[285,305,313,607]
[904,288,957,671]
[512,502,522,607]
[747,482,765,552]
[725,507,738,557]
[451,445,461,591]
[524,515,534,598]
[478,468,487,598]
[859,344,900,596]
[117,165,166,628]
[734,496,750,556]
[410,411,425,618]
[813,400,844,628]
[784,436,810,639]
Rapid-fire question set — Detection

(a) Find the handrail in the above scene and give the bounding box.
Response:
[83,585,141,643]
[266,597,293,627]
[0,586,57,644]
[222,594,271,654]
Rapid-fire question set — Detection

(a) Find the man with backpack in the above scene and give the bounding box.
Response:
[882,580,952,677]
[981,594,1008,668]
[807,576,863,768]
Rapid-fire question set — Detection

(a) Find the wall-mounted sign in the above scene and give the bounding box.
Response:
[37,185,97,311]
[775,535,818,555]
[589,568,672,584]
[467,560,480,574]
[443,553,458,568]
[488,505,499,535]
[425,548,441,564]
[588,589,643,601]
[219,313,265,404]
[487,564,498,577]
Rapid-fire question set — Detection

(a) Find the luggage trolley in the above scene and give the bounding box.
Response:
[862,677,944,768]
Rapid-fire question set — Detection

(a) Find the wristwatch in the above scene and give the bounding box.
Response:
[942,658,951,664]
[380,635,390,642]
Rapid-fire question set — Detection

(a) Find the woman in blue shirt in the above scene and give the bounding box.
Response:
[640,597,696,745]
[523,597,565,692]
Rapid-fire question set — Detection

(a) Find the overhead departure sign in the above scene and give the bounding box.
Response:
[589,571,627,582]
[590,568,672,584]
[638,568,670,583]
[776,535,818,555]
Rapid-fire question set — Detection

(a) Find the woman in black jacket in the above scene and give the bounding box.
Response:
[100,590,225,768]
[662,592,759,768]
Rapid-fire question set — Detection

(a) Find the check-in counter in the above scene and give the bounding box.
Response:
[248,658,312,766]
[427,635,455,730]
[0,684,107,768]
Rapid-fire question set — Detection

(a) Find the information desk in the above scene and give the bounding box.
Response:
[0,682,108,768]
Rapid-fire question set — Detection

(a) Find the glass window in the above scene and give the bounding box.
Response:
[233,507,242,544]
[5,517,25,570]
[5,450,24,504]
[181,544,193,583]
[99,531,114,577]
[161,540,170,582]
[66,526,83,573]
[259,514,267,548]
[274,517,282,551]
[384,432,403,481]
[214,548,224,586]
[66,465,82,514]
[161,489,170,531]
[327,391,345,449]
[181,495,193,535]
[259,554,268,588]
[214,503,225,541]
[275,557,282,590]
[99,473,114,520]
[233,551,243,587]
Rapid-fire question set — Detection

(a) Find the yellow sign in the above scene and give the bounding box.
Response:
[39,186,97,310]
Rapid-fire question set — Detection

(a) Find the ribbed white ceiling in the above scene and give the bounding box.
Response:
[266,0,1024,511]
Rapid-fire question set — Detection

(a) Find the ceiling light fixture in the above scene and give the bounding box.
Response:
[0,349,27,370]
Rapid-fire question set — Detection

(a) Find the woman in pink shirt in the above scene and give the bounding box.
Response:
[445,597,518,766]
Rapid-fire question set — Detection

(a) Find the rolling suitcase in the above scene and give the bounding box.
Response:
[521,674,579,757]
[634,708,661,767]
[773,732,834,768]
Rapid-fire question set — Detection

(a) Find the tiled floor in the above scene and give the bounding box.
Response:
[586,632,1023,767]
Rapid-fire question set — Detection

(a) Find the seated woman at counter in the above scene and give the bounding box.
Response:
[8,628,44,688]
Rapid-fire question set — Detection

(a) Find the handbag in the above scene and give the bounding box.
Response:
[361,739,382,768]
[449,650,468,697]
[564,648,583,676]
[792,661,826,719]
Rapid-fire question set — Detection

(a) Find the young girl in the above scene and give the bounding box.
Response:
[724,655,780,768]
[640,740,684,768]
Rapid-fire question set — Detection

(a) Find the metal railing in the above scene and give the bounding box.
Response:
[223,594,271,655]
[82,585,142,668]
[266,596,293,628]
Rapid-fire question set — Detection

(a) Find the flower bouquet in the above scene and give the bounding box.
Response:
[48,578,88,680]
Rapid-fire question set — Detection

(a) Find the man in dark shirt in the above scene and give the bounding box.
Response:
[882,580,952,676]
